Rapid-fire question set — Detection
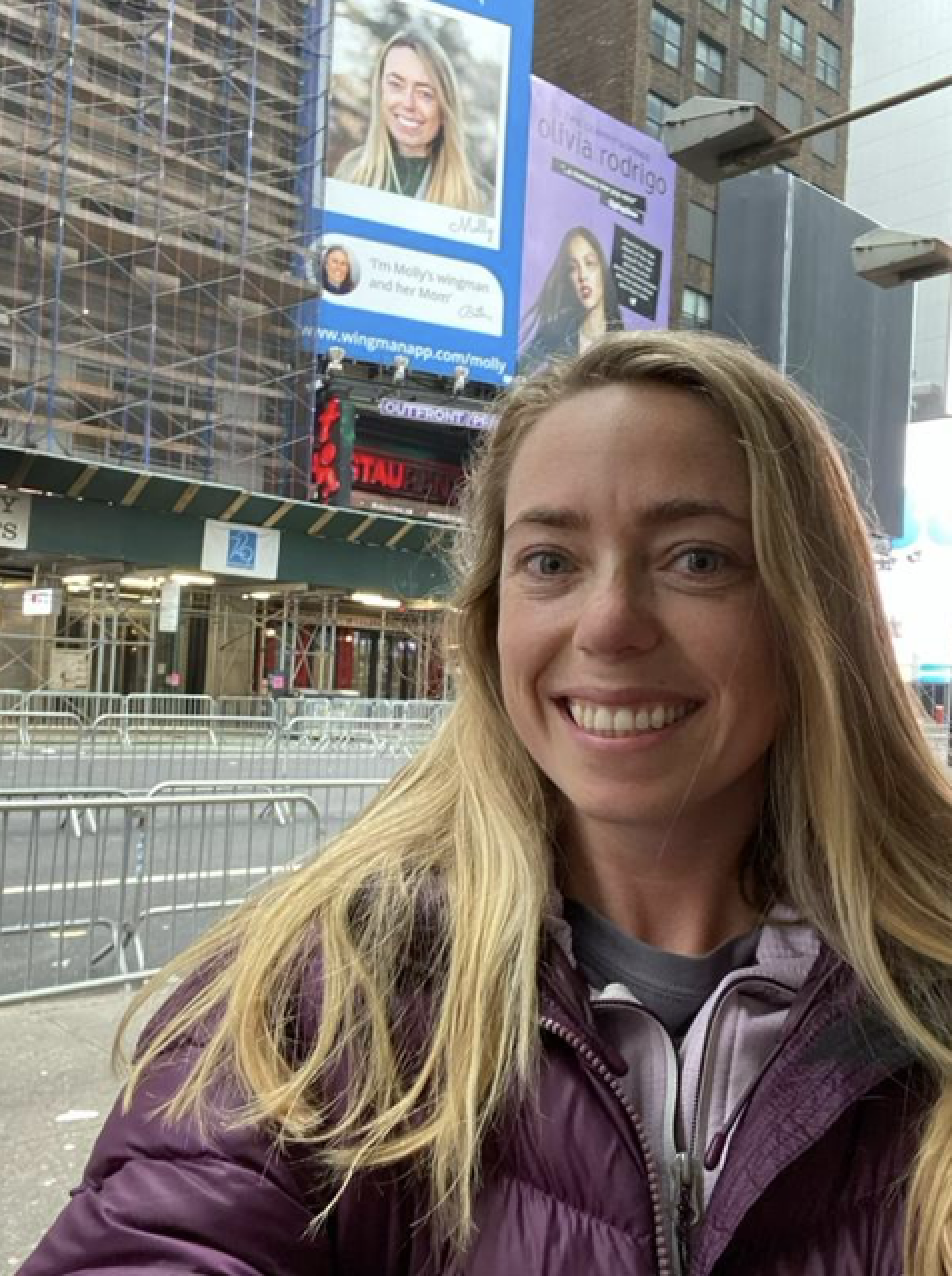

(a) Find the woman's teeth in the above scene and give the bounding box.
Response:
[565,699,693,737]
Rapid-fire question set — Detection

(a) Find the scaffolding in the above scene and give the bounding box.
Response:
[0,0,328,496]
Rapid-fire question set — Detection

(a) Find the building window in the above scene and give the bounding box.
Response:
[816,34,842,90]
[687,202,716,262]
[651,5,683,68]
[695,35,726,93]
[819,0,842,11]
[811,107,837,163]
[645,91,676,140]
[776,85,804,130]
[738,59,767,105]
[681,288,712,330]
[780,8,807,65]
[704,0,729,11]
[741,0,768,40]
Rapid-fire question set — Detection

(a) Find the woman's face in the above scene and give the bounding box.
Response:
[380,45,443,159]
[497,381,781,854]
[324,249,350,287]
[567,234,604,314]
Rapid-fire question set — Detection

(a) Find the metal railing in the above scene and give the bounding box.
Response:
[1,704,446,792]
[0,783,388,1005]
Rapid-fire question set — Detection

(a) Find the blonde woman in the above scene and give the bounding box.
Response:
[23,332,952,1275]
[335,27,490,213]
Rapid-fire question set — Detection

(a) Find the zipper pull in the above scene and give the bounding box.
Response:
[672,1151,703,1272]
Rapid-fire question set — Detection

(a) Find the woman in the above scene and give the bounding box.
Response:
[22,332,952,1275]
[335,28,488,214]
[321,244,356,296]
[521,226,624,370]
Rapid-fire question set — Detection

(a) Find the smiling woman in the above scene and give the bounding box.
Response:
[334,26,489,213]
[497,380,780,951]
[21,332,952,1276]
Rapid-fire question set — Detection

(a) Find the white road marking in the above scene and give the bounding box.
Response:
[1,865,281,897]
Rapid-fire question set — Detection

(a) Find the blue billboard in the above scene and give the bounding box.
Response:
[300,0,533,385]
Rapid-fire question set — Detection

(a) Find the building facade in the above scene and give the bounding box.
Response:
[0,0,462,698]
[0,0,321,494]
[533,0,853,331]
[846,0,952,424]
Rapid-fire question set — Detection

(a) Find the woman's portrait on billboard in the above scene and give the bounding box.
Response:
[327,1,505,217]
[520,226,624,370]
[320,243,359,295]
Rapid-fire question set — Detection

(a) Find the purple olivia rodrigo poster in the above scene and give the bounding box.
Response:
[519,77,677,372]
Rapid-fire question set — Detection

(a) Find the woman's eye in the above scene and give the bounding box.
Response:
[524,550,570,577]
[676,548,729,575]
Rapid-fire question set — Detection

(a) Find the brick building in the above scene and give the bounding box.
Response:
[533,0,853,330]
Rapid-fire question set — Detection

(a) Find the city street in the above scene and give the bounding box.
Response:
[1,988,130,1269]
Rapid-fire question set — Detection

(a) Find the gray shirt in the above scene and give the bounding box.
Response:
[564,898,761,1039]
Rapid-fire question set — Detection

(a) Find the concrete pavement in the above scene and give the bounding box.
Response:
[1,990,132,1270]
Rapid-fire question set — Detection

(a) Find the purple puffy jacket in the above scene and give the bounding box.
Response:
[20,942,925,1276]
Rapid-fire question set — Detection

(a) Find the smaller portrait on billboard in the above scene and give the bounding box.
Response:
[321,242,360,296]
[324,0,509,248]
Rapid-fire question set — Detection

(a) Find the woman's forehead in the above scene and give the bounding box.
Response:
[384,44,434,81]
[502,383,750,519]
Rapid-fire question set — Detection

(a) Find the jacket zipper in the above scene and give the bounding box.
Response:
[676,975,799,1269]
[539,1013,676,1276]
[594,974,801,1274]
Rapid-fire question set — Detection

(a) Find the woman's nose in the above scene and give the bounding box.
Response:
[573,573,662,657]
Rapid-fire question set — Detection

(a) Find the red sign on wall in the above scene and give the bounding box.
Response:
[352,448,463,507]
[312,394,343,502]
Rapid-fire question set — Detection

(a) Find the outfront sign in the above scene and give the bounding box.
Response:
[301,0,535,384]
[377,396,497,430]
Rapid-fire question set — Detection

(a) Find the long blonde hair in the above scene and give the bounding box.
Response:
[122,331,952,1271]
[336,28,485,213]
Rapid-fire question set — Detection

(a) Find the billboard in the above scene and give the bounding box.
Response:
[302,0,533,385]
[518,78,676,372]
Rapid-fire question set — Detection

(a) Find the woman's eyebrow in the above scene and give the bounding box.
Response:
[504,498,747,537]
[639,497,749,527]
[504,507,588,536]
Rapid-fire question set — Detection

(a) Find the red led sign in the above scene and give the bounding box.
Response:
[312,394,342,502]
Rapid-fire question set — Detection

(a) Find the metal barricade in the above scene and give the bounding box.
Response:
[0,711,85,789]
[23,689,123,725]
[125,693,217,721]
[0,791,321,1004]
[85,715,280,790]
[215,695,276,719]
[0,689,24,713]
[149,776,388,841]
[279,715,429,779]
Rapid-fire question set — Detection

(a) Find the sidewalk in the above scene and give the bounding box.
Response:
[1,989,133,1270]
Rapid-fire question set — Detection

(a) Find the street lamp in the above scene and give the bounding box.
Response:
[662,98,802,183]
[852,230,952,289]
[663,73,952,185]
[663,73,952,289]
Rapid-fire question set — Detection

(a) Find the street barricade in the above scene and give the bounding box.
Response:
[0,711,85,790]
[0,698,449,794]
[0,791,324,1004]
